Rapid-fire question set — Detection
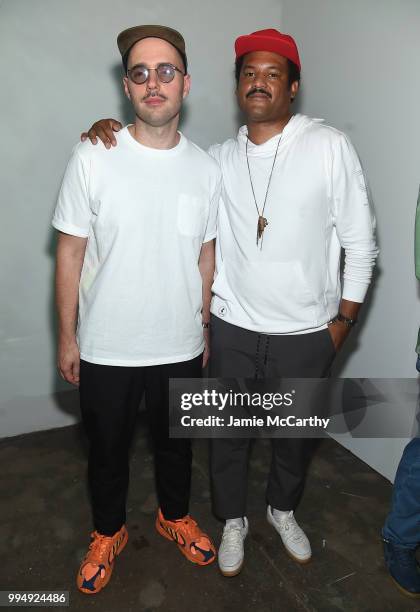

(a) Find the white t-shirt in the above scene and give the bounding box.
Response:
[208,114,378,334]
[53,127,221,366]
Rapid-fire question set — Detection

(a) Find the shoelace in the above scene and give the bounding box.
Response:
[221,525,244,553]
[87,532,113,564]
[275,512,304,541]
[174,517,202,539]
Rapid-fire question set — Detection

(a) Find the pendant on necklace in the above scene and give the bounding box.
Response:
[257,215,268,246]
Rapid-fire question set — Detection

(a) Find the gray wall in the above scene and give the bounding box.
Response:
[0,0,282,436]
[1,1,419,482]
[281,0,420,481]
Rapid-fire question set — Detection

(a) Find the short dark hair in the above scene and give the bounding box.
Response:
[122,44,188,75]
[234,55,300,88]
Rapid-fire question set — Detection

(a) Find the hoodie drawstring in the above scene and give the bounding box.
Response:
[255,334,270,379]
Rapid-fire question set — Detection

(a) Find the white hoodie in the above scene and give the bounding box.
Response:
[208,114,378,334]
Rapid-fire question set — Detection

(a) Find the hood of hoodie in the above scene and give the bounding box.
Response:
[237,114,324,157]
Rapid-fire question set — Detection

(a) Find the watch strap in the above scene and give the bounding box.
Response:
[328,313,357,327]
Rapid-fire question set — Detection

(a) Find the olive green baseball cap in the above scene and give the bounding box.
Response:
[117,24,187,69]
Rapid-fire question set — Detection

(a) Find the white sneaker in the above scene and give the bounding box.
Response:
[267,505,311,564]
[218,517,249,576]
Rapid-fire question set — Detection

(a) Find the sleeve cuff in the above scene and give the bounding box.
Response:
[52,218,89,238]
[342,279,369,303]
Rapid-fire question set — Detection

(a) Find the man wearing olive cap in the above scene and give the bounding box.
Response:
[82,27,378,577]
[53,25,220,594]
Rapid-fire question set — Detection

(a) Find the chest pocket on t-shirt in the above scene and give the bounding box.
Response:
[177,194,205,237]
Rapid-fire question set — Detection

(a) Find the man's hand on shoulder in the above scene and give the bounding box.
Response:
[81,119,122,149]
[58,338,81,386]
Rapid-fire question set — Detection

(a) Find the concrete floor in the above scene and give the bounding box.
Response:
[0,419,418,612]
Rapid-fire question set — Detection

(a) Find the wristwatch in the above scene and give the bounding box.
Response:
[328,313,357,328]
[202,322,211,329]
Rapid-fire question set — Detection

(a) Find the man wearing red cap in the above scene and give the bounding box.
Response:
[81,27,378,576]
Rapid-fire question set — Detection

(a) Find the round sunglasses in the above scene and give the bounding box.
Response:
[127,63,185,85]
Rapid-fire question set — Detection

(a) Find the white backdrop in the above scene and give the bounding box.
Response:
[1,0,419,481]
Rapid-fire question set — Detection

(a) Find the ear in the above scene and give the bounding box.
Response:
[182,73,191,100]
[290,80,299,101]
[123,76,131,101]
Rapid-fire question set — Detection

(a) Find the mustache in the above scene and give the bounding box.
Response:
[246,87,272,99]
[142,92,167,101]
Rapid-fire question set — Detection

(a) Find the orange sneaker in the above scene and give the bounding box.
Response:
[76,525,128,594]
[155,508,216,565]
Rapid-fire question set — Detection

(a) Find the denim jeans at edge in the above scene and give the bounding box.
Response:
[382,438,420,548]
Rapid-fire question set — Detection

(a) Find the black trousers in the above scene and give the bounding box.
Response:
[209,315,336,519]
[79,354,202,536]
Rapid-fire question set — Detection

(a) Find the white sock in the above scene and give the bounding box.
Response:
[226,517,245,528]
[272,508,292,521]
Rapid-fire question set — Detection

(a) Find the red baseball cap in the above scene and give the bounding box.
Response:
[235,28,301,71]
